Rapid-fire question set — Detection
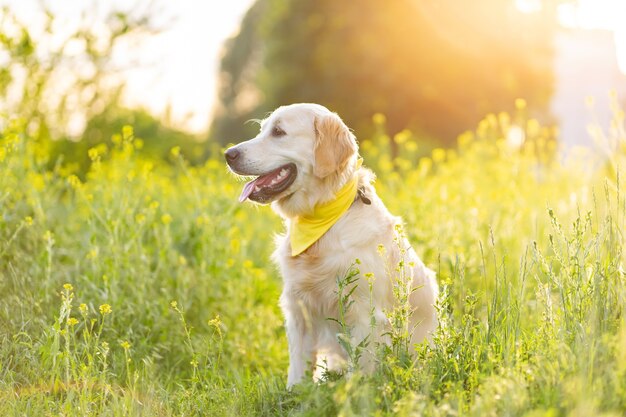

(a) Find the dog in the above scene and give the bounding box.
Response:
[224,103,438,388]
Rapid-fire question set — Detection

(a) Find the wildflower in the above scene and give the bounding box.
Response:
[372,113,386,125]
[43,230,54,243]
[208,315,223,338]
[63,283,73,292]
[119,340,131,350]
[79,303,88,315]
[99,304,112,315]
[190,359,198,368]
[122,125,134,141]
[170,146,181,157]
[208,315,221,328]
[67,175,82,189]
[161,214,172,225]
[67,317,79,327]
[24,216,33,226]
[432,148,446,163]
[515,98,527,110]
[393,130,411,145]
[88,147,100,161]
[135,213,146,224]
[170,301,178,309]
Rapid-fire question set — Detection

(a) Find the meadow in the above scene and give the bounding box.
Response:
[1,102,625,416]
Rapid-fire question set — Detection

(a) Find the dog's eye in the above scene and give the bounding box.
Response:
[272,126,286,137]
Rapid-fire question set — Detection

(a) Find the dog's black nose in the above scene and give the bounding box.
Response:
[224,147,240,163]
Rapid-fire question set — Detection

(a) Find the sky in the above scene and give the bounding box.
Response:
[1,0,255,134]
[1,0,625,135]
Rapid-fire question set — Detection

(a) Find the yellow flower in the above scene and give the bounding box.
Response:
[67,175,82,189]
[63,283,73,292]
[161,214,172,225]
[515,98,527,110]
[432,148,446,163]
[88,147,100,161]
[119,340,131,350]
[457,132,473,149]
[79,303,88,315]
[405,141,418,152]
[170,146,181,157]
[99,304,112,315]
[170,300,178,309]
[393,130,411,145]
[43,230,54,243]
[67,317,79,327]
[372,113,386,125]
[208,314,221,327]
[122,125,134,141]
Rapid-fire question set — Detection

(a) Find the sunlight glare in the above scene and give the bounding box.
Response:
[515,0,542,14]
[557,0,626,75]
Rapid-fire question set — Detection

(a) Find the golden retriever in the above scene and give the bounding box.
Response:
[225,103,438,388]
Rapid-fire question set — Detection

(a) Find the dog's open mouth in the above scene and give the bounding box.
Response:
[239,163,297,204]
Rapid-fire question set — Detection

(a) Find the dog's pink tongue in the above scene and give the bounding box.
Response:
[239,179,258,202]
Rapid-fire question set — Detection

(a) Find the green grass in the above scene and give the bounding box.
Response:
[1,111,625,416]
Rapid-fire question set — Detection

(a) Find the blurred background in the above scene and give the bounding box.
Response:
[1,0,625,167]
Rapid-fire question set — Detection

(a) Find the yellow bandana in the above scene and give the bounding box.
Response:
[290,159,362,256]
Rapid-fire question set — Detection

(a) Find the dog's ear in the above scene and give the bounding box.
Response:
[313,113,357,178]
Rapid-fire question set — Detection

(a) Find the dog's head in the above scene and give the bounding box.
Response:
[224,103,358,217]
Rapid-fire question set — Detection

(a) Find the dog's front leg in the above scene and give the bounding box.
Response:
[282,298,316,388]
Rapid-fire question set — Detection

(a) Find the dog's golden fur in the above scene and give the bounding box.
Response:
[225,103,439,388]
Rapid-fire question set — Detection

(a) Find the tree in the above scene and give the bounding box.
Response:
[211,0,558,146]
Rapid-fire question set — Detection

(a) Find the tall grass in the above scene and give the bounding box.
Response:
[1,104,625,416]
